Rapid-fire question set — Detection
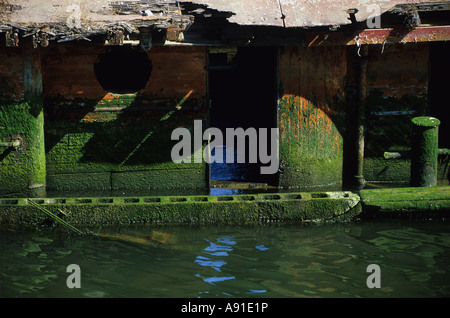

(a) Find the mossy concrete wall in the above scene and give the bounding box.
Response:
[42,45,208,193]
[277,43,447,188]
[0,39,46,197]
[277,46,347,189]
[1,43,209,196]
[1,40,447,197]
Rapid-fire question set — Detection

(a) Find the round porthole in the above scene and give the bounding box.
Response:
[94,46,152,94]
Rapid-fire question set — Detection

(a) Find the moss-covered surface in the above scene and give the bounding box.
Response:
[278,158,343,189]
[360,186,450,218]
[0,191,361,227]
[0,101,46,197]
[364,94,428,157]
[277,46,347,189]
[0,45,46,197]
[2,187,449,227]
[45,93,208,192]
[40,45,209,194]
[410,117,440,187]
[363,155,448,184]
[411,116,441,127]
[277,95,344,189]
[363,157,411,183]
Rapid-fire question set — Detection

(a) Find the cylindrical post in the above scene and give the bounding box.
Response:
[410,116,440,187]
[23,39,46,197]
[344,45,368,190]
[355,45,369,189]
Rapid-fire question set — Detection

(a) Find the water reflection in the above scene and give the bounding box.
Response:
[194,237,237,288]
[1,220,449,298]
[194,235,269,296]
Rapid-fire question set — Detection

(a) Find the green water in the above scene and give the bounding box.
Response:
[1,220,449,298]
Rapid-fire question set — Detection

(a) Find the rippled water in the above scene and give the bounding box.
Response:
[1,219,449,298]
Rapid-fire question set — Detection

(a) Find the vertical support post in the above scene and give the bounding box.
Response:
[355,45,368,189]
[23,39,46,197]
[410,116,440,187]
[344,45,368,190]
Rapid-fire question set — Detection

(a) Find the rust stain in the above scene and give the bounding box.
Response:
[103,93,116,101]
[347,26,450,45]
[308,35,320,47]
[302,26,450,47]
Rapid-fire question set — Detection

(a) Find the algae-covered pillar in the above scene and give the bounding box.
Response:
[23,40,46,196]
[410,116,440,187]
[0,39,46,197]
[277,46,347,190]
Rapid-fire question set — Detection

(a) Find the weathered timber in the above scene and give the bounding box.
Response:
[1,1,450,47]
[0,1,194,46]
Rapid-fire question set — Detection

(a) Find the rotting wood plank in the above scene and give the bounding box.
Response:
[1,1,450,47]
[0,0,194,46]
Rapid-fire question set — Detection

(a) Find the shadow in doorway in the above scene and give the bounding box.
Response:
[208,46,278,186]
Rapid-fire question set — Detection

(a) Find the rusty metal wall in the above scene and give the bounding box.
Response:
[277,45,347,188]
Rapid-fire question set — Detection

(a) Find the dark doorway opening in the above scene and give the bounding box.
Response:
[429,41,450,149]
[208,46,278,186]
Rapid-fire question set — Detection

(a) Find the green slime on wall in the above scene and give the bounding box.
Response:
[277,95,344,189]
[0,101,46,197]
[45,93,208,192]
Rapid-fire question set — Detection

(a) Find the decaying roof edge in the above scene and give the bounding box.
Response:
[0,1,196,47]
[1,0,449,47]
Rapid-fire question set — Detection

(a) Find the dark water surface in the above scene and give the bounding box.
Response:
[1,219,449,298]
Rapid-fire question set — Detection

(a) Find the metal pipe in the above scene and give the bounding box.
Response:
[384,151,410,159]
[0,140,21,150]
[354,45,369,189]
[384,148,449,159]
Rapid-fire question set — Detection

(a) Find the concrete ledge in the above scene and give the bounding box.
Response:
[0,191,361,226]
[1,187,448,227]
[360,186,450,218]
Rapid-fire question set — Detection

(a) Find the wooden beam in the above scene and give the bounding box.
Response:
[347,26,450,45]
[304,26,450,47]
